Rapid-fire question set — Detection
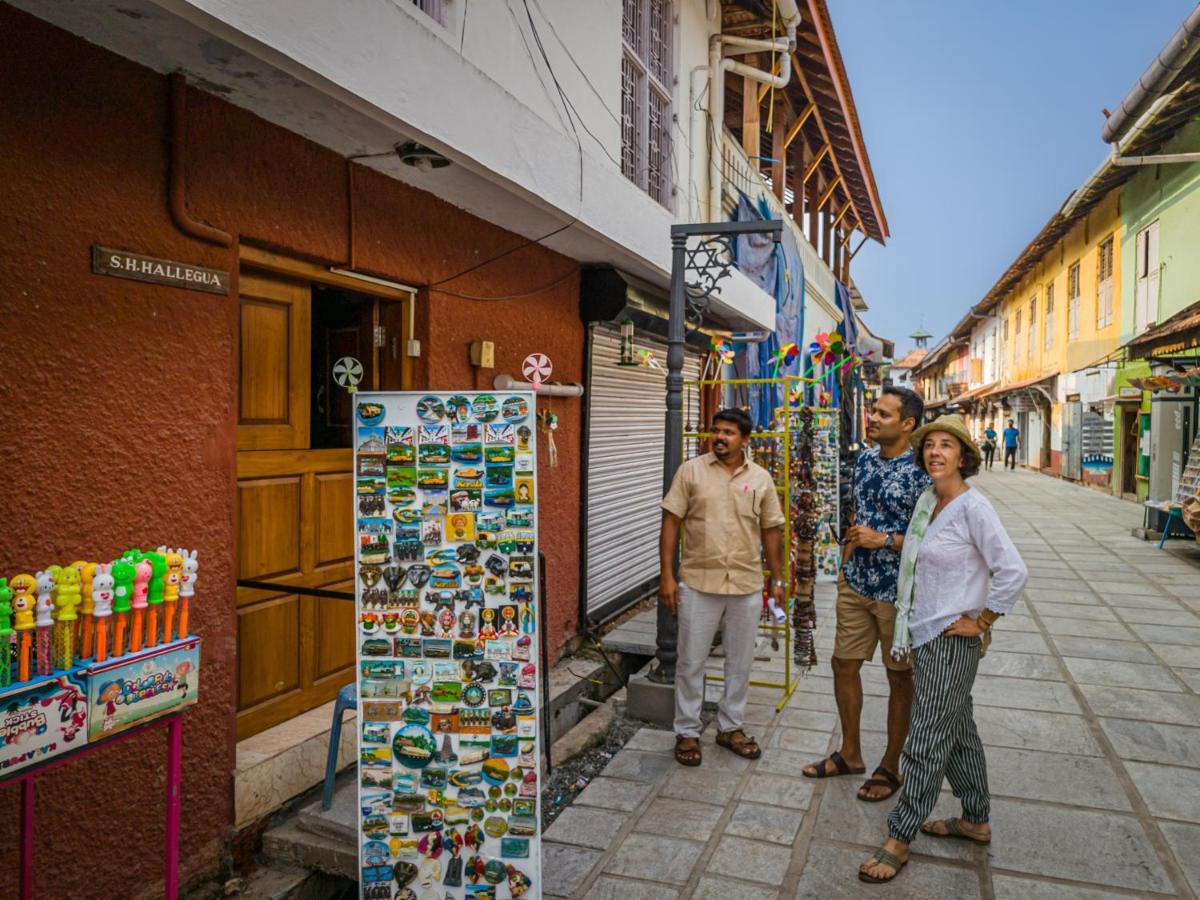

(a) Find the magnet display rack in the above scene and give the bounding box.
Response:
[352,391,542,900]
[682,377,823,711]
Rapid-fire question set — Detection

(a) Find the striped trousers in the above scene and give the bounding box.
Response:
[887,634,990,844]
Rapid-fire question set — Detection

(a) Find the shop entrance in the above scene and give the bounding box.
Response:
[235,248,412,738]
[1121,406,1140,498]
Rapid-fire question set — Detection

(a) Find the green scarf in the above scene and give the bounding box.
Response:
[891,486,938,662]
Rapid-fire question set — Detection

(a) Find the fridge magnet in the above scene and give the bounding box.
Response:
[450,489,482,512]
[358,401,386,425]
[446,395,472,423]
[516,425,532,452]
[501,397,529,424]
[484,445,515,465]
[473,394,499,422]
[452,422,482,444]
[416,396,446,424]
[454,468,485,489]
[446,513,476,542]
[452,442,483,464]
[485,423,514,444]
[514,479,534,505]
[419,444,451,467]
[484,488,515,508]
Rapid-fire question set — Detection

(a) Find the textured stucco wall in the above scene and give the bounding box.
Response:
[0,6,583,895]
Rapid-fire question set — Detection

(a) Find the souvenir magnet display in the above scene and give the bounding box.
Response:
[354,391,541,898]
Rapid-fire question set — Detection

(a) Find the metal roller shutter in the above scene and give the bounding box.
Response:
[584,324,700,622]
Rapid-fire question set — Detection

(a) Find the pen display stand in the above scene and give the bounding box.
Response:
[352,391,542,899]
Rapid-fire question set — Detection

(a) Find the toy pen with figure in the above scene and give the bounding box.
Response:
[110,559,135,658]
[160,548,183,644]
[91,564,115,663]
[51,566,82,669]
[129,555,151,653]
[0,579,13,688]
[10,573,35,682]
[73,560,97,658]
[178,549,198,640]
[144,549,166,648]
[34,568,56,676]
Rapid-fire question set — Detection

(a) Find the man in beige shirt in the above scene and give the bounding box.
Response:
[660,408,785,767]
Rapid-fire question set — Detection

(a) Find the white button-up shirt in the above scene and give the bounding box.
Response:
[910,488,1028,649]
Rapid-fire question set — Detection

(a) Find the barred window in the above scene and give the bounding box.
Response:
[1096,236,1114,329]
[410,0,445,25]
[1028,297,1037,358]
[622,0,673,207]
[1044,282,1054,351]
[1068,262,1081,339]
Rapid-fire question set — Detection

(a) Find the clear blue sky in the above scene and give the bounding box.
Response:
[828,0,1197,354]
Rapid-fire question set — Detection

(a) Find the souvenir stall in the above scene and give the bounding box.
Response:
[352,391,541,899]
[0,549,202,899]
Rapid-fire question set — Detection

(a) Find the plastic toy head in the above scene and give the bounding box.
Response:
[110,560,136,614]
[35,570,55,597]
[0,579,12,637]
[144,551,166,604]
[180,549,199,597]
[91,564,115,617]
[10,573,35,597]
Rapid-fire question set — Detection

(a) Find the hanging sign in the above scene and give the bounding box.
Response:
[91,246,230,295]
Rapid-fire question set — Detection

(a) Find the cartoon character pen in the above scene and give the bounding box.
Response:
[178,549,198,639]
[144,549,166,648]
[76,561,97,658]
[91,564,115,663]
[129,555,150,653]
[10,574,35,682]
[0,579,13,688]
[51,566,81,670]
[110,559,135,657]
[159,547,183,644]
[34,569,56,676]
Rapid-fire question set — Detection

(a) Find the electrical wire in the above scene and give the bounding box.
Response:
[429,267,577,301]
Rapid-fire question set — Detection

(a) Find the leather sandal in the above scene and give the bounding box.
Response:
[803,750,866,779]
[715,729,762,759]
[919,818,991,844]
[858,848,907,884]
[674,735,702,767]
[857,765,901,802]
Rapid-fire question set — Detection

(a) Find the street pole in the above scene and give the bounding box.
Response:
[649,219,783,685]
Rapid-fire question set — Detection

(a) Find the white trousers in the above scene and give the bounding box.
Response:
[673,583,761,738]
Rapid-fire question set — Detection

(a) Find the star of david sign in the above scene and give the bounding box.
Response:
[684,235,735,302]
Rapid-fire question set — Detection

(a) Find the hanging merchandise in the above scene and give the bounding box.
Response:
[521,353,553,391]
[635,348,665,372]
[353,392,542,900]
[808,409,841,581]
[617,319,637,367]
[789,407,819,669]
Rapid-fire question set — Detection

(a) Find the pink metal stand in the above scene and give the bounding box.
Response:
[9,712,184,900]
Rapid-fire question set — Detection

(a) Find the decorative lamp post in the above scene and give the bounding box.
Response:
[649,219,783,684]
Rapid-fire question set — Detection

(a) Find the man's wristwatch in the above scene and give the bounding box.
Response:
[771,579,785,589]
[883,533,895,551]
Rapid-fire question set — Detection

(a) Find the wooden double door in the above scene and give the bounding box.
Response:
[236,250,411,738]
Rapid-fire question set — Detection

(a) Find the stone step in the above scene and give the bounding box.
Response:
[262,815,358,882]
[294,781,358,846]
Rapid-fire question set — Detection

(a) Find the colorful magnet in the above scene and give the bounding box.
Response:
[501,397,529,424]
[416,396,446,424]
[393,723,437,768]
[357,401,386,425]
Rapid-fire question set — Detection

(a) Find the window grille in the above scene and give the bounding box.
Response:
[410,0,445,25]
[622,0,673,207]
[1096,236,1114,329]
[1044,282,1054,351]
[1068,262,1080,340]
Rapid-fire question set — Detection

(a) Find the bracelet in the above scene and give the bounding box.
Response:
[979,610,1002,629]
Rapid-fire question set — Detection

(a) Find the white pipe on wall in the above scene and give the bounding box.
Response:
[492,373,584,397]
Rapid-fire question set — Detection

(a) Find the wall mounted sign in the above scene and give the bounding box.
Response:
[91,246,230,294]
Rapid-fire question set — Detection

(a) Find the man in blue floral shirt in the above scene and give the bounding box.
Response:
[804,386,930,803]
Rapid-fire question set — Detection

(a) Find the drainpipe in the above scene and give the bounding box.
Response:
[688,65,711,222]
[168,73,232,248]
[707,0,801,220]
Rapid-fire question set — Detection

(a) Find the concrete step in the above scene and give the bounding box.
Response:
[294,782,358,846]
[262,814,357,882]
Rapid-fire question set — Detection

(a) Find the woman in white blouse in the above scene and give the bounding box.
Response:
[859,414,1027,884]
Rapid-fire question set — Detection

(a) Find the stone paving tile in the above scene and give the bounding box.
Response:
[1099,718,1200,770]
[1036,616,1137,641]
[1051,634,1156,663]
[988,629,1053,655]
[581,876,679,899]
[1088,580,1170,597]
[786,690,839,713]
[575,777,657,813]
[707,834,792,885]
[658,766,740,805]
[983,746,1131,811]
[1154,643,1200,668]
[972,674,1083,715]
[543,806,628,850]
[1025,577,1088,591]
[986,798,1172,892]
[542,843,604,897]
[973,706,1102,756]
[1025,587,1101,604]
[602,833,704,884]
[1112,606,1200,627]
[1124,761,1200,823]
[756,747,820,779]
[622,728,677,753]
[634,797,724,841]
[601,749,676,783]
[1079,683,1200,726]
[766,726,832,755]
[795,842,982,899]
[1159,820,1200,896]
[995,613,1041,632]
[977,651,1063,681]
[1029,601,1117,620]
[778,708,838,731]
[1175,667,1200,692]
[693,876,780,900]
[990,874,1144,899]
[741,771,816,810]
[1097,592,1184,609]
[725,800,804,844]
[1131,622,1200,646]
[1061,656,1183,692]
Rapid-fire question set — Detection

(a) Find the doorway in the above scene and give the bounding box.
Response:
[235,250,412,739]
[1121,406,1139,497]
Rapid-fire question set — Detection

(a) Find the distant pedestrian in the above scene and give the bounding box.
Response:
[858,414,1027,884]
[803,386,930,803]
[1002,419,1020,470]
[981,423,997,470]
[660,408,785,767]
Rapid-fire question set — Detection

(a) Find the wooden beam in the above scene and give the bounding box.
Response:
[802,144,830,184]
[792,52,864,236]
[817,174,843,211]
[756,58,785,103]
[784,104,815,148]
[822,204,832,266]
[771,99,786,202]
[831,203,851,230]
[741,69,761,163]
[806,173,819,249]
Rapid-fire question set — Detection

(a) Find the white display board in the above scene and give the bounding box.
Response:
[353,391,543,899]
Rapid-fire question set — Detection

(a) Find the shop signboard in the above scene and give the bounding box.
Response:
[353,391,542,899]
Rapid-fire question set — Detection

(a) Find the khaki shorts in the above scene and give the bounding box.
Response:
[834,577,912,671]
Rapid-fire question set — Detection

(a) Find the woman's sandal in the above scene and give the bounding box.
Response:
[919,818,992,844]
[857,766,901,802]
[715,729,762,759]
[802,750,866,779]
[858,848,907,884]
[674,736,702,767]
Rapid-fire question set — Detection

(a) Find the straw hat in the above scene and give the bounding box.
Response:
[910,414,982,475]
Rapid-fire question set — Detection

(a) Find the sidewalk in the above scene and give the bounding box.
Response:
[543,468,1200,898]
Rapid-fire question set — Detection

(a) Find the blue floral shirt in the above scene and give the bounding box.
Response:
[842,447,932,603]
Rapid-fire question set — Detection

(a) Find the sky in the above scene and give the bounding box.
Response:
[827,0,1197,354]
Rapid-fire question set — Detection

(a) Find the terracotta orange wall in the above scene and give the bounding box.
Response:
[0,6,582,895]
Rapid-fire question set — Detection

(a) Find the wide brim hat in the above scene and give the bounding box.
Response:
[910,414,981,466]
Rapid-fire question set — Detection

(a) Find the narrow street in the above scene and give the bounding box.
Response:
[545,469,1200,899]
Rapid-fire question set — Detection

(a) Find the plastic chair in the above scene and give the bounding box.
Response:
[322,682,357,810]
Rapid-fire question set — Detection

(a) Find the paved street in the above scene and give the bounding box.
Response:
[544,468,1200,898]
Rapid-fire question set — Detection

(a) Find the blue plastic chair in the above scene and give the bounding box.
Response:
[322,682,357,810]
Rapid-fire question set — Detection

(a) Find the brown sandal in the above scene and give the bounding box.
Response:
[715,729,762,759]
[674,736,702,767]
[857,766,901,802]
